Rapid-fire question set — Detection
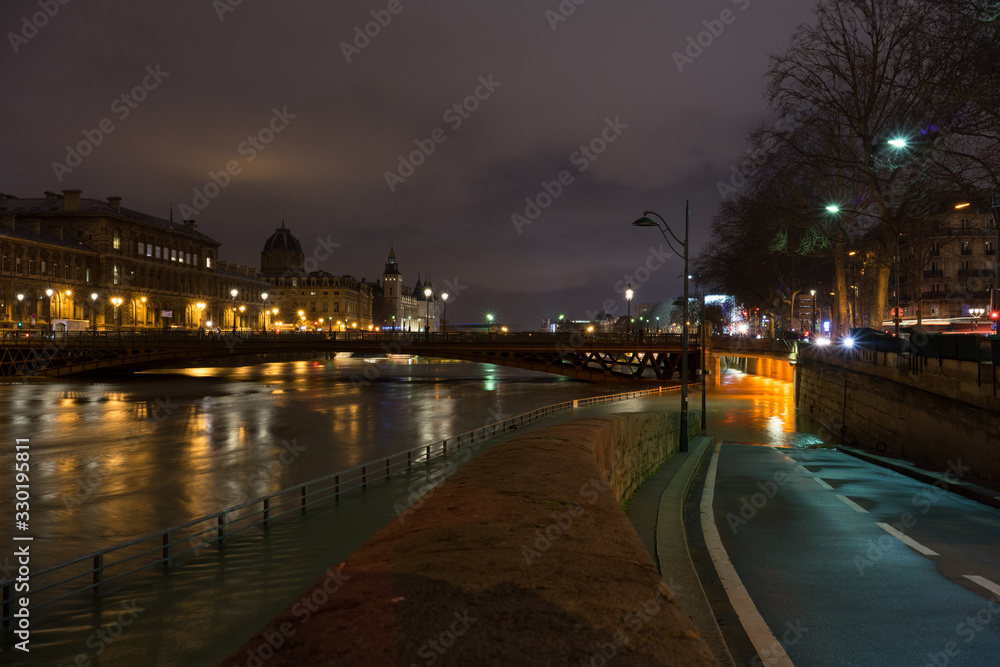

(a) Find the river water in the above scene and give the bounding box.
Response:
[0,357,622,571]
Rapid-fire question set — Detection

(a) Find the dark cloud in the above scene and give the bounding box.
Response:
[1,0,817,328]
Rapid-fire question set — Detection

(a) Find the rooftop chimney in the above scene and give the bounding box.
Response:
[183,219,197,230]
[44,191,59,206]
[63,189,82,211]
[27,218,41,235]
[1,214,14,231]
[107,196,122,212]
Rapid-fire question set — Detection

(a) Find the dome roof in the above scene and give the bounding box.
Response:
[262,222,303,255]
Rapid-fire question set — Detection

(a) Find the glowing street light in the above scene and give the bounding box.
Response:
[230,288,239,333]
[441,291,449,334]
[888,137,908,149]
[632,201,691,452]
[625,284,634,335]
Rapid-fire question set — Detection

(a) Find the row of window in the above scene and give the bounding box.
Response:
[2,256,94,281]
[135,242,213,268]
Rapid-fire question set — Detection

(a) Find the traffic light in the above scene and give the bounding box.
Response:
[16,321,22,328]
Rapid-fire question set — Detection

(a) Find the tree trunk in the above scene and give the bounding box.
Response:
[868,260,891,331]
[833,241,848,340]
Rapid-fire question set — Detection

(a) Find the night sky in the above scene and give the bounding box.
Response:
[1,0,818,328]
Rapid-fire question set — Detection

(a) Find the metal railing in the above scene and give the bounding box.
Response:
[1,384,676,629]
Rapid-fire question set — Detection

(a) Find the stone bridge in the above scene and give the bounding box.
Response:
[0,330,792,383]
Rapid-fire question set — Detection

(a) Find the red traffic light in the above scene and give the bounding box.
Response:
[991,311,999,320]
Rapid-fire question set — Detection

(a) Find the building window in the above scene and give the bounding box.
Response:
[113,233,121,250]
[206,256,212,269]
[28,259,34,274]
[155,246,161,259]
[171,249,177,261]
[310,303,317,312]
[334,303,339,312]
[194,254,198,267]
[961,241,972,255]
[113,265,121,285]
[86,268,91,282]
[146,245,152,257]
[178,252,184,264]
[186,252,191,265]
[961,260,971,271]
[41,260,46,275]
[138,242,144,255]
[987,241,995,254]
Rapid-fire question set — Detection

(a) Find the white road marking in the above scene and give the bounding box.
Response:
[795,464,810,475]
[813,478,833,490]
[964,575,1000,598]
[876,522,939,556]
[701,443,795,667]
[836,495,868,513]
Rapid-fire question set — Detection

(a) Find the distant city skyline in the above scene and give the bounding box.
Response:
[1,0,819,326]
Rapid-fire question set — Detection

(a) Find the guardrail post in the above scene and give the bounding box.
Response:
[300,486,308,514]
[425,445,431,463]
[385,457,390,481]
[217,514,226,545]
[335,475,340,502]
[92,554,103,593]
[362,465,368,491]
[407,451,412,469]
[162,531,171,567]
[443,439,448,454]
[2,583,10,628]
[262,498,270,528]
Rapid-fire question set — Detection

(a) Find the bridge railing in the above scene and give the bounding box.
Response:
[0,384,676,630]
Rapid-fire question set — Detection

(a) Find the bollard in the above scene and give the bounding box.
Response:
[217,514,226,545]
[262,498,270,528]
[301,486,308,513]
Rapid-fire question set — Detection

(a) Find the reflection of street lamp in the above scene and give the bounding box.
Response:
[230,288,238,334]
[441,292,449,334]
[633,201,690,452]
[625,284,633,335]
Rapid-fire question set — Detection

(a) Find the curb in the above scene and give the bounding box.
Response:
[655,436,735,667]
[837,445,1000,511]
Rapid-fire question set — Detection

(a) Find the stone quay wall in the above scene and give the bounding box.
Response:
[796,346,1000,483]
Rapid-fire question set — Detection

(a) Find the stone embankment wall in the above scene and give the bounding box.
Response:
[796,347,1000,482]
[220,411,715,667]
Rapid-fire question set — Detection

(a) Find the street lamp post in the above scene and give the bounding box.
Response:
[625,284,633,336]
[810,289,817,338]
[424,287,432,335]
[230,289,238,334]
[16,293,24,328]
[632,201,690,452]
[441,292,449,334]
[90,293,98,332]
[970,306,985,333]
[45,289,53,325]
[261,292,268,333]
[111,297,123,329]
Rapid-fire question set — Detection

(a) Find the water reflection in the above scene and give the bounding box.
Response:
[0,358,617,569]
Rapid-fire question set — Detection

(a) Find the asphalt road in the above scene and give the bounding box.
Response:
[708,443,1000,667]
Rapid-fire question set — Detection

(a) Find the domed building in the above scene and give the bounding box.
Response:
[259,222,374,330]
[260,222,304,277]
